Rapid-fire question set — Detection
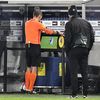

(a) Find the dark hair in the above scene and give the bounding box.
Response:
[33,7,42,17]
[68,5,78,16]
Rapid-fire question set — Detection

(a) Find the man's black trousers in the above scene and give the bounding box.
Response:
[67,47,89,96]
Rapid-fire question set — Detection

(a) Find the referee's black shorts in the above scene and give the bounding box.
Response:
[25,44,41,67]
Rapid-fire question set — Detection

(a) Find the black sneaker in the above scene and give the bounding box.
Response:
[21,88,26,93]
[27,90,37,94]
[70,95,78,98]
[83,95,87,98]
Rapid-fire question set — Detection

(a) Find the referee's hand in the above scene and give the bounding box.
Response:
[56,31,64,36]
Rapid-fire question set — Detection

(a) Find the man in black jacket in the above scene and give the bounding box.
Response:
[64,5,94,98]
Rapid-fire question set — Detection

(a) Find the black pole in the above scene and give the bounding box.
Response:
[3,40,7,92]
[61,47,65,94]
[22,4,28,44]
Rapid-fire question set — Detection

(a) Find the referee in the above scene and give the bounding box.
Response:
[24,7,59,93]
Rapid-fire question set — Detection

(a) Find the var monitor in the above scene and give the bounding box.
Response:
[41,35,64,49]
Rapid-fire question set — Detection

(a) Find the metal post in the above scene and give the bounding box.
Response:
[3,41,7,92]
[61,47,65,94]
[82,3,86,19]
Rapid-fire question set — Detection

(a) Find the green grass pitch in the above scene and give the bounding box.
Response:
[0,94,100,100]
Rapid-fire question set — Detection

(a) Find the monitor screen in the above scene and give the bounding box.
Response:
[41,36,58,49]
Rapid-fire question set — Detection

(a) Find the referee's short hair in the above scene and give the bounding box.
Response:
[33,7,42,17]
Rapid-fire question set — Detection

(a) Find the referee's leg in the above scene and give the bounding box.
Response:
[29,67,37,91]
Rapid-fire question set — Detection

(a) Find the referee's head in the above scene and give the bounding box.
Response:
[33,7,42,21]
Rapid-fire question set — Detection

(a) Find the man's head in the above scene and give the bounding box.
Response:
[33,7,42,21]
[68,5,78,17]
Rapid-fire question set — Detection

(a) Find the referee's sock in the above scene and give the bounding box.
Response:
[29,72,37,91]
[25,70,31,90]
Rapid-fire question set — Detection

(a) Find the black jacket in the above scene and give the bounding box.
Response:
[64,17,94,52]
